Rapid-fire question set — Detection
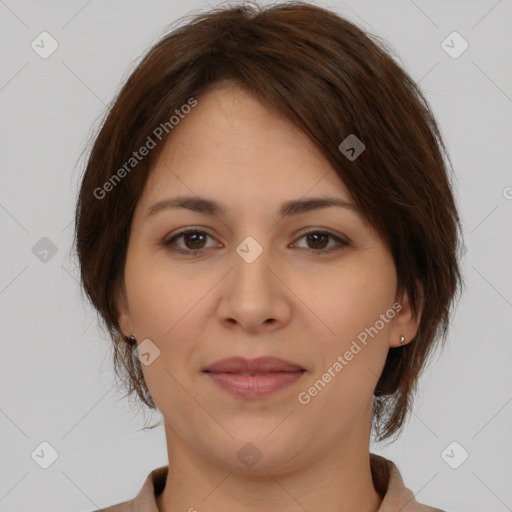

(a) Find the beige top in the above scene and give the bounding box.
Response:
[98,453,444,512]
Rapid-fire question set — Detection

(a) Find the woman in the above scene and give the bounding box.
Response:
[74,2,462,510]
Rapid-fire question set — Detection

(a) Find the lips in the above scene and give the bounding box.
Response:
[202,356,305,374]
[202,356,306,399]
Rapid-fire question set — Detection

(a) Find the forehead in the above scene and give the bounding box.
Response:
[140,82,353,206]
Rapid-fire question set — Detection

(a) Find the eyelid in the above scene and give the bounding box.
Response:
[292,227,351,245]
[163,227,220,249]
[290,229,350,253]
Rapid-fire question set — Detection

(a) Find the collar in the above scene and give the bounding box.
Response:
[118,453,443,512]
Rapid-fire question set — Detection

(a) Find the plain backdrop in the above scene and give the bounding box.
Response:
[0,0,511,511]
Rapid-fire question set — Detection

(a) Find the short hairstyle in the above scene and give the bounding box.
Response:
[74,0,463,442]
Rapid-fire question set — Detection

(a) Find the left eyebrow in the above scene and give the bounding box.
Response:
[146,195,359,219]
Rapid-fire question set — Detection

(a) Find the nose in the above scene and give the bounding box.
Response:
[215,238,292,334]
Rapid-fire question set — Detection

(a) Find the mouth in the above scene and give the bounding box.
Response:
[202,356,305,373]
[202,356,306,399]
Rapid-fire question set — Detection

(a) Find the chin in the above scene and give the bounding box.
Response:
[204,432,304,475]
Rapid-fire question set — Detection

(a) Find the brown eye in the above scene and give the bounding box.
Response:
[182,231,207,250]
[293,230,349,255]
[164,229,215,253]
[306,233,329,250]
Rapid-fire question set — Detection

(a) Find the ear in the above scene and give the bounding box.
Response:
[389,280,423,348]
[114,278,134,339]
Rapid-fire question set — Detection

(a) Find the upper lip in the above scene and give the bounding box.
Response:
[202,356,305,373]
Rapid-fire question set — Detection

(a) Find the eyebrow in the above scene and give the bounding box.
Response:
[147,195,359,219]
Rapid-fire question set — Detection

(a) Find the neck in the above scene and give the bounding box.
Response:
[156,420,382,512]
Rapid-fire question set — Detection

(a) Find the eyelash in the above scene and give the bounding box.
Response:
[163,228,349,256]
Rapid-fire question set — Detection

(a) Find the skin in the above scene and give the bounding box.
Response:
[116,80,421,512]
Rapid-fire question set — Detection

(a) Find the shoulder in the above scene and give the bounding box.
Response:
[97,499,134,512]
[90,465,168,512]
[370,453,446,512]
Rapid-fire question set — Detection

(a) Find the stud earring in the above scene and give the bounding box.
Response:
[127,333,136,344]
[399,336,405,344]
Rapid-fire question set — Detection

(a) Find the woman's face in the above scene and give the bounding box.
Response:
[117,81,419,473]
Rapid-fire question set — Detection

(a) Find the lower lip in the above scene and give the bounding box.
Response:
[204,371,305,399]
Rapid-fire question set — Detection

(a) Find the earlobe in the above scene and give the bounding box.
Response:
[391,282,423,348]
[118,309,134,340]
[114,280,134,339]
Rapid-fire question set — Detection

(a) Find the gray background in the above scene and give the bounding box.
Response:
[0,0,511,510]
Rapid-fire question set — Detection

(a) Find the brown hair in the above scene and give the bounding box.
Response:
[74,0,463,442]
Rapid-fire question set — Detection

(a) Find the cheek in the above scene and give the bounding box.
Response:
[124,249,220,377]
[312,257,397,339]
[124,253,205,408]
[124,248,190,339]
[305,254,397,398]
